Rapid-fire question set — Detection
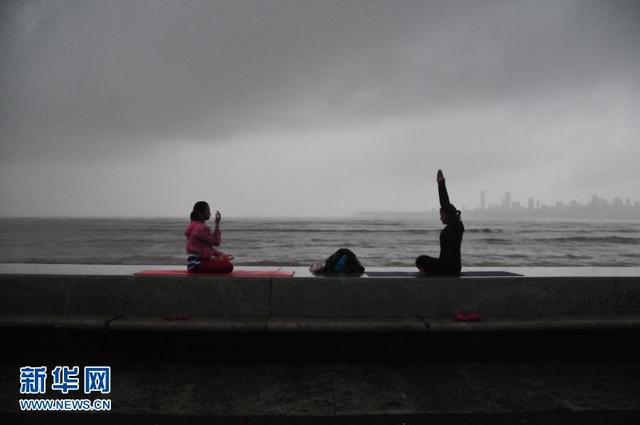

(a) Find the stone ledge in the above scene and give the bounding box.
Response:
[3,315,640,334]
[266,317,429,333]
[426,317,640,332]
[107,316,267,332]
[0,315,114,330]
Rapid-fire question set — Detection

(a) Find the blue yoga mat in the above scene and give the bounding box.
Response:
[366,271,523,277]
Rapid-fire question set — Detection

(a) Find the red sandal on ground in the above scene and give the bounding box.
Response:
[455,311,481,322]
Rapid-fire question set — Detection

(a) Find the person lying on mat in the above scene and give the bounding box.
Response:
[415,170,464,275]
[309,248,365,276]
[185,201,234,273]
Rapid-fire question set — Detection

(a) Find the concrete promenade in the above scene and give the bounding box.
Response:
[2,264,640,334]
[2,264,640,423]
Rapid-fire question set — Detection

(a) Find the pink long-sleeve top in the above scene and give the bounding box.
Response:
[184,220,223,260]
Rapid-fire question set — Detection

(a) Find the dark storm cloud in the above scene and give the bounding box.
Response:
[1,0,639,163]
[1,0,428,159]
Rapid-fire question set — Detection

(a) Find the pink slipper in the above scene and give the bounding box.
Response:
[455,311,481,322]
[163,315,191,321]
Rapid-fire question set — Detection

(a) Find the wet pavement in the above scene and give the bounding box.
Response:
[2,330,640,424]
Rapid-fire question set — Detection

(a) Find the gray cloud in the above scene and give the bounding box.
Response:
[3,1,638,156]
[1,0,639,216]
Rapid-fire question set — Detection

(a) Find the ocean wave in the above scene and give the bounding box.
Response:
[563,253,592,259]
[1,218,638,267]
[481,238,513,244]
[226,228,433,234]
[466,228,501,233]
[532,236,640,244]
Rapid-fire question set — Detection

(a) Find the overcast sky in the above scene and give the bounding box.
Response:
[1,0,639,217]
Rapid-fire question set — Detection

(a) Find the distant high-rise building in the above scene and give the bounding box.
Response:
[481,191,486,210]
[502,192,511,210]
[528,198,534,210]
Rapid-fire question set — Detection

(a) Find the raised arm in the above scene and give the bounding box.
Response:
[437,169,451,208]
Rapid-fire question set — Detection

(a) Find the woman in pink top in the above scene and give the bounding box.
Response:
[185,201,234,273]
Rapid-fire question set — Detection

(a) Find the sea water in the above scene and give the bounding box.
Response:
[0,218,638,267]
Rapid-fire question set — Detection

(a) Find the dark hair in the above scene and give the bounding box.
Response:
[190,201,210,221]
[441,204,461,221]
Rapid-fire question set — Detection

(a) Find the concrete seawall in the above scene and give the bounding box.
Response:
[3,266,640,421]
[2,265,640,333]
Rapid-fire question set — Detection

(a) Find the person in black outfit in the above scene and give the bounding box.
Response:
[415,170,464,275]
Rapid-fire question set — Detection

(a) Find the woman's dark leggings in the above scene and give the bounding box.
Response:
[415,255,459,275]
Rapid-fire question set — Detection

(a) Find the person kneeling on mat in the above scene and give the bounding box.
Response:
[185,201,234,273]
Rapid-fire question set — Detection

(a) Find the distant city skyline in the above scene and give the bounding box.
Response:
[475,191,639,212]
[354,192,640,220]
[459,191,639,220]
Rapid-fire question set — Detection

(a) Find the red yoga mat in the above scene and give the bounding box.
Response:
[134,269,294,277]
